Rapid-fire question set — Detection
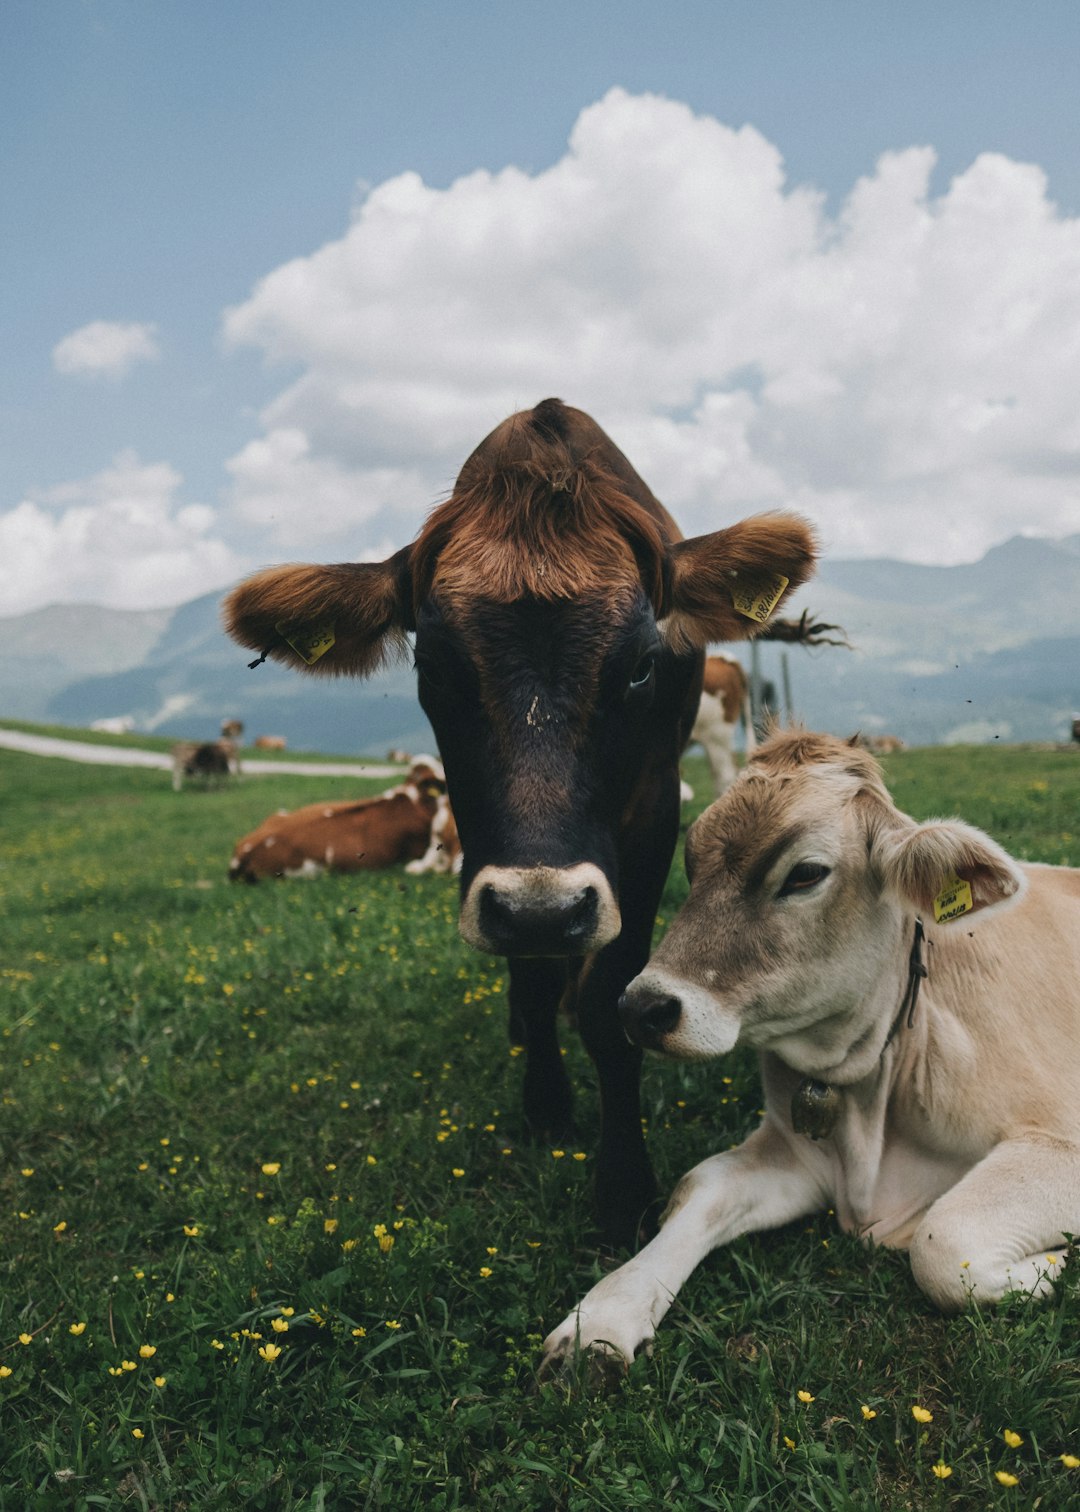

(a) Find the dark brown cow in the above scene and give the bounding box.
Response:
[223,399,817,1243]
[229,758,448,881]
[172,739,240,792]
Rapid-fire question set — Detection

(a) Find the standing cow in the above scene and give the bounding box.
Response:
[223,399,817,1243]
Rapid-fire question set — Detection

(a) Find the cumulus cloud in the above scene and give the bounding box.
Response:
[223,88,1080,564]
[52,320,160,379]
[0,451,244,615]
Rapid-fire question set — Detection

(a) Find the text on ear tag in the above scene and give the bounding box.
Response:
[731,572,789,623]
[933,873,973,923]
[275,620,336,666]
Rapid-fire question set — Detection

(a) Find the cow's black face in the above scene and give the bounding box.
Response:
[414,588,691,957]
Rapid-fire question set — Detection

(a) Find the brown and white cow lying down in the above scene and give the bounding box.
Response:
[228,758,460,881]
[223,399,820,1244]
[543,729,1080,1371]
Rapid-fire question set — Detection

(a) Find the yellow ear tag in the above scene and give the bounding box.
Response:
[275,620,336,666]
[731,572,790,623]
[933,873,973,923]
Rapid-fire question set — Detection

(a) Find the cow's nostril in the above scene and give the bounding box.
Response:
[619,988,682,1046]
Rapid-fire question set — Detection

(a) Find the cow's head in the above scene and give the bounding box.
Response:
[620,730,1026,1078]
[223,401,816,958]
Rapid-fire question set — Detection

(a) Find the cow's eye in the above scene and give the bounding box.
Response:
[779,861,830,896]
[627,653,656,692]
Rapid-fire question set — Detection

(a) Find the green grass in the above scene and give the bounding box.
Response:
[2,742,1080,1508]
[0,718,393,764]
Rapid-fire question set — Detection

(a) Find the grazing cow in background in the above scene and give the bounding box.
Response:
[253,734,288,751]
[1071,714,1080,746]
[229,757,452,881]
[221,718,245,741]
[860,733,905,756]
[689,654,755,797]
[223,398,820,1243]
[387,748,413,764]
[543,730,1080,1374]
[172,739,240,792]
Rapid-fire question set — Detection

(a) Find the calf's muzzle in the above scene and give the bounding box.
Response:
[618,981,683,1048]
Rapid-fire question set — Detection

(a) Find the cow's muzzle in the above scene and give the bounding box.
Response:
[459,864,620,956]
[618,982,683,1048]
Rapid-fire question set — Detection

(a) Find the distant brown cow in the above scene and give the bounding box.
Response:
[221,718,245,740]
[253,734,288,751]
[228,757,453,882]
[689,655,755,796]
[1071,715,1080,746]
[172,739,240,792]
[859,734,905,756]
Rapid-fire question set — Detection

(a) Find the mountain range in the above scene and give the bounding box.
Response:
[1,534,1077,752]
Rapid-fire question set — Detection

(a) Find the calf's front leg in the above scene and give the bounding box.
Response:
[541,1118,827,1375]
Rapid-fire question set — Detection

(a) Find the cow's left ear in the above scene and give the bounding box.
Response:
[660,513,818,647]
[871,814,1026,924]
[222,547,415,678]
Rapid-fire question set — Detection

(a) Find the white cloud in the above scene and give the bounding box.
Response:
[0,451,244,615]
[222,88,1080,564]
[52,320,160,379]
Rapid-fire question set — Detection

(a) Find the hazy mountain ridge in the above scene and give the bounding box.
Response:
[1,534,1076,750]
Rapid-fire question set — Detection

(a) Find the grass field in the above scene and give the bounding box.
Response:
[2,734,1079,1509]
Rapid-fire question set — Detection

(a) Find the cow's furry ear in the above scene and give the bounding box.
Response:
[661,513,817,649]
[871,813,1026,924]
[222,548,414,678]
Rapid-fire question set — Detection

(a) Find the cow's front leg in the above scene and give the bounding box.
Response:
[910,1135,1080,1311]
[541,1118,827,1377]
[508,957,574,1140]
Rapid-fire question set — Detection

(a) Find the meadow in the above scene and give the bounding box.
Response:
[2,729,1079,1510]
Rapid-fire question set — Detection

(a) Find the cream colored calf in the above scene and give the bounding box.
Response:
[543,730,1080,1373]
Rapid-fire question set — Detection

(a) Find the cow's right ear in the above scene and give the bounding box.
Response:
[870,811,1026,924]
[660,512,817,648]
[222,547,414,678]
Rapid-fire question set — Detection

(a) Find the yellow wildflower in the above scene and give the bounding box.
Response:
[783,1436,796,1450]
[183,1224,199,1237]
[931,1462,952,1479]
[452,1168,464,1178]
[0,1366,12,1379]
[132,1428,144,1440]
[210,1340,225,1350]
[20,1168,33,1177]
[324,1218,339,1235]
[69,1322,86,1336]
[486,1246,498,1256]
[479,1266,493,1278]
[271,1318,289,1333]
[551,1150,565,1159]
[995,1470,1019,1487]
[911,1405,933,1424]
[53,1220,67,1233]
[1003,1429,1023,1449]
[258,1342,282,1362]
[261,1162,281,1176]
[121,1359,137,1372]
[18,1333,32,1346]
[153,1376,166,1388]
[1060,1454,1080,1469]
[572,1152,587,1161]
[385,1319,402,1330]
[351,1327,366,1338]
[378,1233,394,1253]
[860,1405,877,1420]
[279,1307,295,1317]
[797,1390,814,1404]
[138,1344,157,1359]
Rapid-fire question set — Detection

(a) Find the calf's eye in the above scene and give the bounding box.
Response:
[779,862,830,896]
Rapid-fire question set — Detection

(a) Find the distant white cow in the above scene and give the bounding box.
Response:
[543,729,1080,1374]
[91,715,135,734]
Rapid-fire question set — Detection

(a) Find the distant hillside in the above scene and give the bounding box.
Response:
[1,534,1077,750]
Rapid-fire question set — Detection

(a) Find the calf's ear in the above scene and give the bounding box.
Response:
[871,815,1026,924]
[661,512,817,648]
[222,548,414,678]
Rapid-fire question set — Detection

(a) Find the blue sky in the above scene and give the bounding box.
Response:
[3,1,1080,612]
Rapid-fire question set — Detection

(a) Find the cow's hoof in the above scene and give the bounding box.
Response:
[537,1340,630,1394]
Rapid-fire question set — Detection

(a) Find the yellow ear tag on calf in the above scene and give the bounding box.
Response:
[275,621,336,666]
[933,873,973,923]
[730,572,790,623]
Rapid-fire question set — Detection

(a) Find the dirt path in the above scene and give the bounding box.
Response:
[0,728,400,779]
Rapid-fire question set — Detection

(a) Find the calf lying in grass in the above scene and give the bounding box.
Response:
[543,730,1080,1374]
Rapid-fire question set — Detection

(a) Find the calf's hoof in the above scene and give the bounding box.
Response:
[537,1337,632,1394]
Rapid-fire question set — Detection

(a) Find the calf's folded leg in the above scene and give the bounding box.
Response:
[909,1134,1080,1311]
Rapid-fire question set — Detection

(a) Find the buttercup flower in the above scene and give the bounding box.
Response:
[271,1318,289,1333]
[210,1339,225,1350]
[132,1428,144,1440]
[351,1327,366,1338]
[0,1366,12,1379]
[261,1162,281,1176]
[138,1344,157,1359]
[783,1436,796,1450]
[1003,1429,1023,1449]
[912,1405,933,1424]
[258,1342,282,1362]
[931,1463,952,1480]
[69,1322,86,1336]
[153,1376,166,1387]
[479,1266,493,1278]
[860,1405,877,1420]
[1060,1454,1080,1469]
[183,1224,199,1237]
[385,1320,402,1330]
[18,1334,32,1346]
[452,1169,465,1179]
[797,1390,815,1404]
[995,1471,1019,1488]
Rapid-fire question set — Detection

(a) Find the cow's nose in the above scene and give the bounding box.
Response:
[479,882,599,956]
[618,986,682,1047]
